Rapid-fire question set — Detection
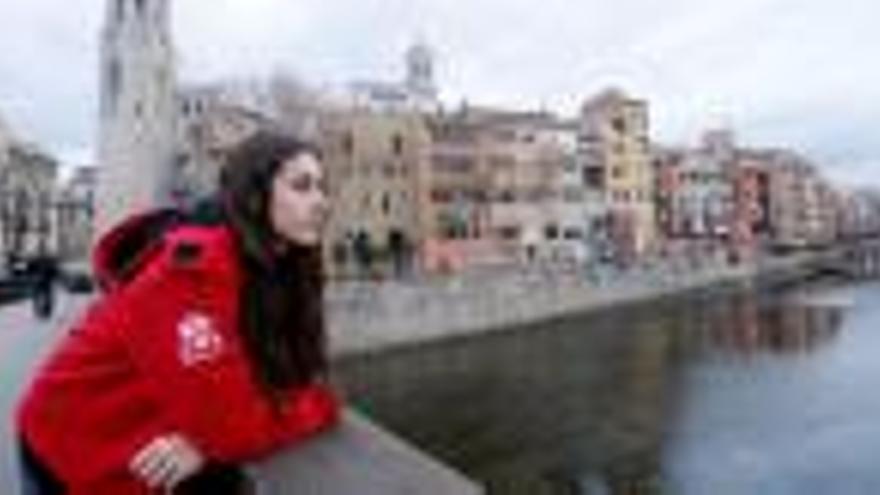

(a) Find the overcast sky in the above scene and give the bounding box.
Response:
[0,0,876,186]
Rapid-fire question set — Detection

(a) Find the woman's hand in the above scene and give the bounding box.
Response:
[129,433,206,490]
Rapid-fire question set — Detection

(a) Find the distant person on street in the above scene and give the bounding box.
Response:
[16,132,340,494]
[28,253,59,319]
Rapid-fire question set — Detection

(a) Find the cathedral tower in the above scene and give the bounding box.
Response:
[95,0,177,238]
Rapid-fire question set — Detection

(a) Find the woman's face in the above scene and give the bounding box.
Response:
[269,152,328,247]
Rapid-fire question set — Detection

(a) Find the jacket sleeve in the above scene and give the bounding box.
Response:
[114,245,340,462]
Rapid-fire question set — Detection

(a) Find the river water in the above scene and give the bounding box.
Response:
[336,279,880,494]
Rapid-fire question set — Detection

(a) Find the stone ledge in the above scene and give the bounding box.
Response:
[249,409,482,495]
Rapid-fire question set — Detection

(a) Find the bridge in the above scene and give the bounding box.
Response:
[802,236,880,280]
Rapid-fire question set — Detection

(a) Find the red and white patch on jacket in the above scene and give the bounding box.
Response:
[177,311,225,367]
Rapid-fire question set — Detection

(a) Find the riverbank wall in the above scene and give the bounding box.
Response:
[327,254,819,356]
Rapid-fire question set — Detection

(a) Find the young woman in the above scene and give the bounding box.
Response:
[16,132,340,494]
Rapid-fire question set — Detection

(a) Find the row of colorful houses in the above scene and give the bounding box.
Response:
[333,95,874,278]
[7,81,877,283]
[654,132,848,264]
[164,82,880,279]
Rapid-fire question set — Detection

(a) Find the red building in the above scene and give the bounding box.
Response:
[730,155,765,262]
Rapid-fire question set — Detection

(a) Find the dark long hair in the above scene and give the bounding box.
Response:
[217,131,327,398]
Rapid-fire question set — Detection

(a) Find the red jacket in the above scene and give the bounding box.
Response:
[17,211,340,494]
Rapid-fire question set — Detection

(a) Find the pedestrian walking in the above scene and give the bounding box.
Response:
[28,254,59,320]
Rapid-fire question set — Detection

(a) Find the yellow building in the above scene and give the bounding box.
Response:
[579,88,655,261]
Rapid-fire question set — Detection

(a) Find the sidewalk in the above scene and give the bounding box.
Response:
[0,294,92,493]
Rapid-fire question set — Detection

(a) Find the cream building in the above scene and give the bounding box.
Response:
[174,85,282,203]
[423,106,578,268]
[477,110,567,264]
[56,166,98,261]
[766,151,839,249]
[319,108,430,278]
[0,134,59,263]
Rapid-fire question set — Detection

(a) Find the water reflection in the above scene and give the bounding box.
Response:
[336,284,849,494]
[693,292,844,357]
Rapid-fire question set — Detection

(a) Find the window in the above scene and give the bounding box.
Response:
[391,133,404,156]
[583,167,604,188]
[545,224,559,240]
[381,193,391,215]
[437,212,467,239]
[499,226,520,240]
[433,154,474,173]
[105,59,122,116]
[489,155,514,169]
[563,228,583,240]
[564,186,583,203]
[525,188,545,203]
[431,189,452,203]
[494,129,516,142]
[342,132,354,156]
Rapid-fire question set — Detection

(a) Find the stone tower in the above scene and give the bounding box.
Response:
[95,0,177,239]
[404,41,437,104]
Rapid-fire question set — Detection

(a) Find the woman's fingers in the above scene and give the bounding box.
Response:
[130,436,166,478]
[143,454,177,488]
[129,433,207,489]
[129,436,161,473]
[129,436,178,488]
[164,434,206,487]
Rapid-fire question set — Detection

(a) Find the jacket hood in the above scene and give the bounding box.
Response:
[92,209,183,292]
